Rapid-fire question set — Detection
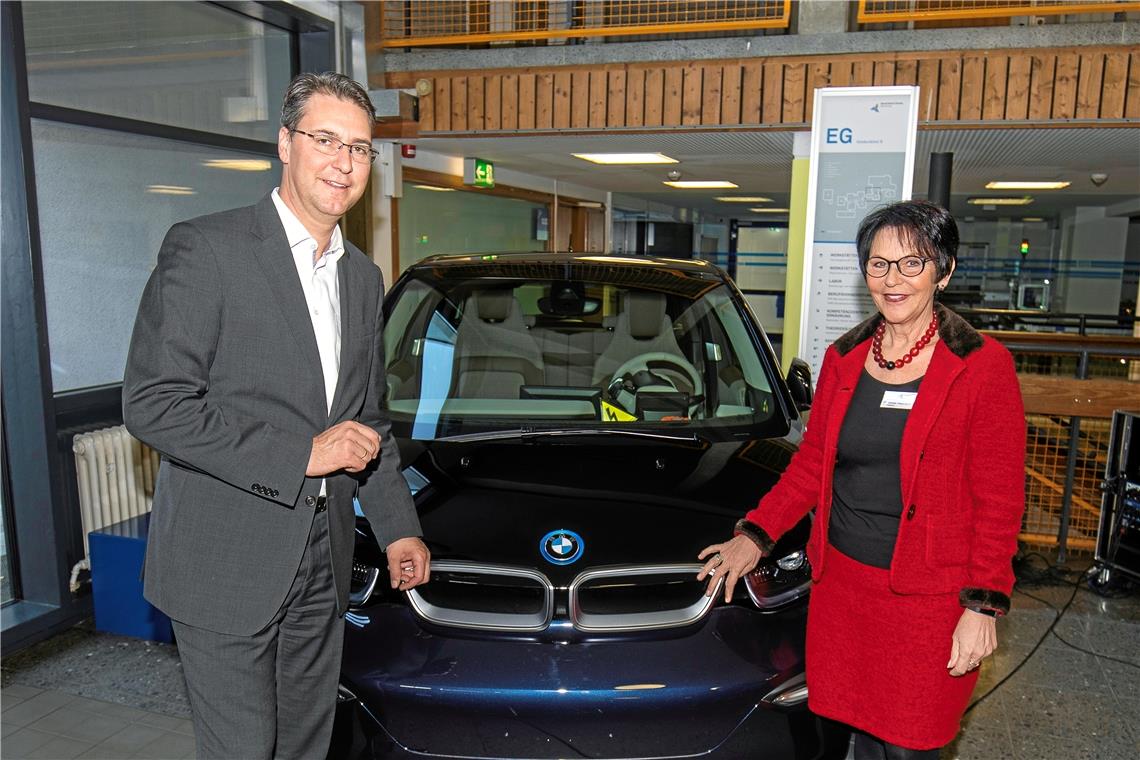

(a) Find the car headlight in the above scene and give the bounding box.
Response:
[743,549,811,610]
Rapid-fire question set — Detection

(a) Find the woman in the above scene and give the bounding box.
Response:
[698,200,1025,759]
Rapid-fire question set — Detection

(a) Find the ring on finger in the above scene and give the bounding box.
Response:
[713,552,724,566]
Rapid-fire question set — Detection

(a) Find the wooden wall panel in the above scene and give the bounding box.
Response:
[1006,55,1032,119]
[626,68,645,127]
[1028,54,1056,120]
[1100,52,1128,118]
[682,64,703,126]
[485,75,501,130]
[518,74,535,129]
[982,56,1008,121]
[501,74,519,130]
[1076,53,1104,119]
[938,57,961,121]
[404,45,1135,134]
[644,68,665,126]
[741,63,762,123]
[663,66,683,125]
[722,65,743,125]
[1052,53,1079,119]
[571,71,589,128]
[535,73,553,129]
[588,70,607,129]
[702,65,723,125]
[468,77,485,130]
[782,63,806,123]
[553,72,571,128]
[1126,52,1140,119]
[608,70,627,127]
[762,62,782,123]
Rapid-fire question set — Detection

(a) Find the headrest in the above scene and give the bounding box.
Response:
[475,291,514,322]
[627,292,666,339]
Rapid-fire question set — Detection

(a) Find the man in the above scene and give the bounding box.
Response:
[123,72,430,759]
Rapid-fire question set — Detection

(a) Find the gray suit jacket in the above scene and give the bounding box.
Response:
[123,193,420,636]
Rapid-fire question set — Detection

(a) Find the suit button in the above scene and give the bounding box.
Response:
[305,496,316,506]
[906,504,916,520]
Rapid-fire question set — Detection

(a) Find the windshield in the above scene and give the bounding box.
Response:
[383,258,788,441]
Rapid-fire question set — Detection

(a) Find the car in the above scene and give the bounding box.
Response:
[330,253,846,759]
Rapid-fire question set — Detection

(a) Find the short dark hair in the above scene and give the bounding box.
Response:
[280,72,375,132]
[855,200,959,280]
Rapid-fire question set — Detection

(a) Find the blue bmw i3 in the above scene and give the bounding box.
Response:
[331,253,845,759]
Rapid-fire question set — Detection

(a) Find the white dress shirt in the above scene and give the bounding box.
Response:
[272,189,345,496]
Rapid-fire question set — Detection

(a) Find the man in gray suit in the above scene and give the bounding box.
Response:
[123,72,429,759]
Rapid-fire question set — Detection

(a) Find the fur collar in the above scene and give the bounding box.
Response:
[833,303,984,359]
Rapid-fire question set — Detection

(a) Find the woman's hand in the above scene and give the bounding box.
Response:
[947,608,998,676]
[697,535,764,603]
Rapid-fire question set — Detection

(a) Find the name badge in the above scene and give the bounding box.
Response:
[881,391,918,410]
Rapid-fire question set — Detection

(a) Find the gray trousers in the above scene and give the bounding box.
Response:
[172,510,343,760]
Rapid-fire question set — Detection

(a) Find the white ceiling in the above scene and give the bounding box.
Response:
[413,127,1140,221]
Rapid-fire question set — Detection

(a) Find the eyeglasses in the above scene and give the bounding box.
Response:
[864,256,929,278]
[291,129,378,165]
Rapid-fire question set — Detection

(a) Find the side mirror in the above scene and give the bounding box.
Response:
[785,358,813,412]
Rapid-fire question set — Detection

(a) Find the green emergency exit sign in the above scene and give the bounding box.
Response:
[463,157,494,188]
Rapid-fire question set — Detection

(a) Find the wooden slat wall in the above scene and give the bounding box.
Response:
[393,47,1139,133]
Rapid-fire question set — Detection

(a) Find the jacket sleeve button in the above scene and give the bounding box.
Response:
[305,496,316,507]
[252,483,261,491]
[906,504,916,520]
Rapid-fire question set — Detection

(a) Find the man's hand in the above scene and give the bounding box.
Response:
[386,537,431,590]
[307,421,380,476]
[947,608,998,676]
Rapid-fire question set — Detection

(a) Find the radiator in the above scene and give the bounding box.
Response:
[72,425,159,557]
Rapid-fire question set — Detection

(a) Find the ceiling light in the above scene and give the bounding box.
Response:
[715,196,773,203]
[967,196,1034,206]
[201,159,272,171]
[749,207,790,213]
[147,185,196,195]
[573,152,678,165]
[663,180,739,189]
[1022,217,1045,222]
[984,181,1069,190]
[413,184,456,192]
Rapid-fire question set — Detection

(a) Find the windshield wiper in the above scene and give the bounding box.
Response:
[434,427,705,444]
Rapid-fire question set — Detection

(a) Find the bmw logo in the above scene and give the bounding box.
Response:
[539,529,584,565]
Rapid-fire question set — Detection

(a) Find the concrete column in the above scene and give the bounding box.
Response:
[797,1,848,35]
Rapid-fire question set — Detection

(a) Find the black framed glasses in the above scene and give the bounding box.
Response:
[864,256,929,278]
[291,129,378,165]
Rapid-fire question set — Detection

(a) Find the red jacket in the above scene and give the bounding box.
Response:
[744,305,1026,613]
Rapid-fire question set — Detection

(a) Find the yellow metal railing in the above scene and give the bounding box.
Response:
[858,0,1140,24]
[378,0,791,48]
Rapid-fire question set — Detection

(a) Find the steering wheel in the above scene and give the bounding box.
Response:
[608,351,704,400]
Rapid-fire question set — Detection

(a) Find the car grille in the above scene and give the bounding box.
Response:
[406,561,721,633]
[406,561,554,632]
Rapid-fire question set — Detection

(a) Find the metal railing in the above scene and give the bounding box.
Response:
[990,331,1140,561]
[858,0,1140,24]
[377,0,791,48]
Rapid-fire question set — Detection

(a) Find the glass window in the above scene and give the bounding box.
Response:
[383,258,783,441]
[23,1,292,142]
[33,120,280,391]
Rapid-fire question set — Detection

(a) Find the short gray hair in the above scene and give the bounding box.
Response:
[280,72,375,132]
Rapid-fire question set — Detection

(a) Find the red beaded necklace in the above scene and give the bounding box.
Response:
[872,314,939,370]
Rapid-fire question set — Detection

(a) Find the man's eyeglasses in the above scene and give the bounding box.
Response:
[864,256,929,278]
[291,129,378,165]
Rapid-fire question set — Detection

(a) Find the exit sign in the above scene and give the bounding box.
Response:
[463,157,494,188]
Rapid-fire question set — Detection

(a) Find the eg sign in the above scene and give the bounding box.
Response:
[826,127,853,144]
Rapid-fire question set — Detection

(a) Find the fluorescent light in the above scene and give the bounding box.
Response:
[663,180,739,189]
[413,184,456,192]
[201,159,272,171]
[985,181,1069,190]
[967,196,1034,206]
[1022,217,1045,222]
[576,201,603,208]
[573,152,678,165]
[147,185,196,195]
[715,196,773,203]
[749,207,790,213]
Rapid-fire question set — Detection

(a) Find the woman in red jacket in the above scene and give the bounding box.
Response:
[698,200,1025,759]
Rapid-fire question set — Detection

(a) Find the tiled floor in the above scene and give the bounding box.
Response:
[1,560,1137,760]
